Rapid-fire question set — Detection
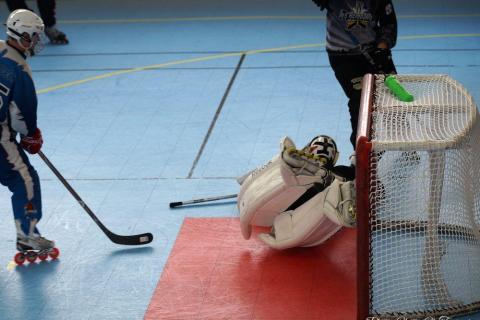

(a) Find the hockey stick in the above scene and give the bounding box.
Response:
[169,194,237,208]
[38,151,153,246]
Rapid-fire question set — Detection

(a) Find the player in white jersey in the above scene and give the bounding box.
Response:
[0,9,59,264]
[237,135,356,250]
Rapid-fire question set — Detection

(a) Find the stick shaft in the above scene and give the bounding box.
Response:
[38,151,153,245]
[170,194,237,208]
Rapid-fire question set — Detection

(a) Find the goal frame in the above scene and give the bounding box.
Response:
[355,73,480,319]
[356,73,375,320]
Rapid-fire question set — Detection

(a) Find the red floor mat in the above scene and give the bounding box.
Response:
[145,217,356,320]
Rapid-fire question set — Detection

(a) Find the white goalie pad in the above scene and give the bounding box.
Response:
[237,136,330,240]
[258,179,356,250]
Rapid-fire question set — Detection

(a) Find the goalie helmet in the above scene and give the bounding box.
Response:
[305,135,339,166]
[6,9,45,55]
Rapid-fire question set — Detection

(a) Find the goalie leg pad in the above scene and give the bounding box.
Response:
[238,154,313,239]
[259,211,342,250]
[323,179,356,228]
[237,137,330,240]
[258,179,356,250]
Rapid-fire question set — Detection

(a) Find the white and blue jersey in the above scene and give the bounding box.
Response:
[0,40,42,236]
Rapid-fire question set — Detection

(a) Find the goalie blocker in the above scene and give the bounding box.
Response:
[237,136,356,250]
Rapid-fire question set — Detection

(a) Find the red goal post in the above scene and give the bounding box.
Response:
[356,73,480,319]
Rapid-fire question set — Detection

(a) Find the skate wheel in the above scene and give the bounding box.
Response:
[26,252,37,263]
[14,252,25,265]
[38,252,48,261]
[49,247,60,260]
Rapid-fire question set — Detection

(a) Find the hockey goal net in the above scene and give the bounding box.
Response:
[356,74,480,319]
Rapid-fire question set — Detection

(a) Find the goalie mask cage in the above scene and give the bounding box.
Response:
[356,74,480,319]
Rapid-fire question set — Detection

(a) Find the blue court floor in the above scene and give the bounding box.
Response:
[0,0,479,319]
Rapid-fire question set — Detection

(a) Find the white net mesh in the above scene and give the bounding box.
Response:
[367,74,480,317]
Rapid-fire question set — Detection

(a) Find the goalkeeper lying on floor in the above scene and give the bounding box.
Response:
[237,135,356,250]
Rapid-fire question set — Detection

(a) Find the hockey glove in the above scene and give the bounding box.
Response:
[311,0,328,10]
[371,48,394,74]
[20,128,43,154]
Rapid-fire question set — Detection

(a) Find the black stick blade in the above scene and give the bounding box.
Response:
[169,201,182,208]
[107,232,154,246]
[38,151,154,246]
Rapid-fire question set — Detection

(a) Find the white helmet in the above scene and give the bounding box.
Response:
[305,135,339,166]
[6,9,45,55]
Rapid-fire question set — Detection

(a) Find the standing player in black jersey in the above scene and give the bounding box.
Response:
[312,0,398,148]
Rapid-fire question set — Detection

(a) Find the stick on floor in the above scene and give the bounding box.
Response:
[38,151,153,246]
[169,194,237,208]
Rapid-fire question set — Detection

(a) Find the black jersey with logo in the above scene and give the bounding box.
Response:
[325,0,397,52]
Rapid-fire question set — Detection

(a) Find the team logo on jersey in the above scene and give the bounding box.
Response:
[339,1,372,30]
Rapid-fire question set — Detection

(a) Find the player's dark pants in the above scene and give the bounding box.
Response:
[328,50,396,148]
[6,0,56,27]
